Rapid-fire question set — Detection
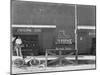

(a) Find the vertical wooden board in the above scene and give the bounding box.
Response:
[42,29,56,49]
[11,1,57,25]
[77,5,96,26]
[55,4,75,42]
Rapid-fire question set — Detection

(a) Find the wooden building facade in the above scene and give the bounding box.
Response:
[11,1,96,56]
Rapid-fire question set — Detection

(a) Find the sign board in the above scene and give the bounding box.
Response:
[56,30,72,44]
[13,28,42,34]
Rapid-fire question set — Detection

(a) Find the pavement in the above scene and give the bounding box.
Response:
[11,55,96,74]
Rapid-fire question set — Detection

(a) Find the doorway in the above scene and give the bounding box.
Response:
[13,35,40,56]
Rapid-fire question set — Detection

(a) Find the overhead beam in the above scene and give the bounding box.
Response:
[78,26,96,30]
[12,25,56,28]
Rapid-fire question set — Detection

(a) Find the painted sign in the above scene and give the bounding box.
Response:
[56,30,72,44]
[17,28,32,32]
[16,28,42,33]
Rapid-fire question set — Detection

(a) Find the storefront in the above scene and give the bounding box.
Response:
[11,1,96,56]
[12,25,57,56]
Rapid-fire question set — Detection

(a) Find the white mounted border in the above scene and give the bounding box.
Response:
[18,0,96,5]
[12,25,56,28]
[78,26,96,30]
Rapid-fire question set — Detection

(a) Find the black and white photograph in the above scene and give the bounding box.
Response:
[11,0,96,74]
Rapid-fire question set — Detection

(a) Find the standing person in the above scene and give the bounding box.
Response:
[12,36,16,56]
[12,36,16,42]
[15,36,23,56]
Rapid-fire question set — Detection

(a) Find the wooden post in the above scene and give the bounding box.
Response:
[59,50,62,66]
[75,4,78,63]
[45,49,48,68]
